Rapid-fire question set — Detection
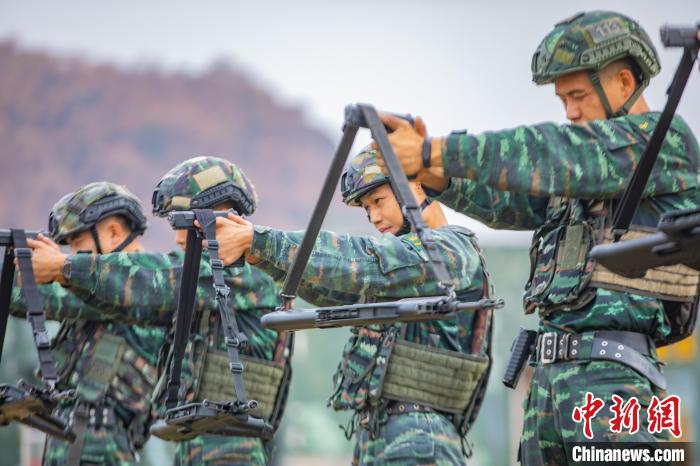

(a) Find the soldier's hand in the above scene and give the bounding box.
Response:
[374,113,425,177]
[212,213,256,266]
[26,237,67,284]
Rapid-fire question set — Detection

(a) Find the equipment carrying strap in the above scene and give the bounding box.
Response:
[1,230,59,387]
[611,41,699,239]
[163,210,253,412]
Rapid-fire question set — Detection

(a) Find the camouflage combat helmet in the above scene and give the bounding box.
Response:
[152,156,258,217]
[341,146,431,235]
[341,146,390,206]
[48,181,148,252]
[532,11,661,117]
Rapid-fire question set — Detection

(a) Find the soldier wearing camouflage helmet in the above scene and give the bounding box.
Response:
[50,157,289,466]
[11,181,167,465]
[373,10,700,464]
[208,146,494,465]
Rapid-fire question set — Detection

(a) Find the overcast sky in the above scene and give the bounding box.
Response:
[2,0,698,244]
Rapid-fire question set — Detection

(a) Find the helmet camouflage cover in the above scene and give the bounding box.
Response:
[341,146,390,206]
[531,11,660,85]
[151,156,258,217]
[49,181,148,244]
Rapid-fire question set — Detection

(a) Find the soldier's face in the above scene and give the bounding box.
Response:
[174,229,187,251]
[66,229,97,254]
[359,184,405,235]
[554,71,607,123]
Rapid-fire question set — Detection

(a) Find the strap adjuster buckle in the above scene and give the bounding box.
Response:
[557,333,571,361]
[540,332,558,364]
[229,362,244,374]
[14,248,32,259]
[214,284,230,297]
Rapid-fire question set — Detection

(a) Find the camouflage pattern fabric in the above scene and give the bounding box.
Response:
[62,250,283,464]
[10,283,166,461]
[173,435,268,466]
[433,112,700,461]
[151,156,258,216]
[521,359,669,465]
[353,412,466,466]
[436,113,700,337]
[531,11,660,85]
[249,224,491,462]
[42,405,138,466]
[48,181,147,244]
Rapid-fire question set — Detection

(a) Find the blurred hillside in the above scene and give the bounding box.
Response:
[0,41,336,249]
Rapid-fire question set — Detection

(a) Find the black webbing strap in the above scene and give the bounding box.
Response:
[11,229,58,387]
[66,402,90,466]
[362,105,455,297]
[611,45,699,238]
[0,246,14,362]
[194,209,251,409]
[164,227,203,409]
[278,122,359,309]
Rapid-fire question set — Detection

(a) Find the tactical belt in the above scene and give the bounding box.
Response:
[385,401,435,416]
[534,330,666,390]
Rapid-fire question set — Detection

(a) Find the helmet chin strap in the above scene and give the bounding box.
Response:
[396,198,433,236]
[89,226,139,254]
[588,70,648,119]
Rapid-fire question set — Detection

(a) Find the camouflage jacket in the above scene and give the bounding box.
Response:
[435,113,700,340]
[10,283,166,437]
[250,224,491,412]
[61,250,282,410]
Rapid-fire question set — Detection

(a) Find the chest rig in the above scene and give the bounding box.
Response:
[524,196,700,346]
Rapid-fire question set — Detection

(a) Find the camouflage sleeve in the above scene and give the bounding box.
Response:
[10,281,114,321]
[442,114,700,199]
[249,225,482,305]
[435,178,548,229]
[66,250,280,326]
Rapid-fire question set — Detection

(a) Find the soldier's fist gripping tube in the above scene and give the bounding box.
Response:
[502,328,537,389]
[343,104,415,133]
[660,24,700,48]
[168,210,245,267]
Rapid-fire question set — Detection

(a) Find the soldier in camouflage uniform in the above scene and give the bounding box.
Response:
[12,182,167,465]
[374,11,700,465]
[38,157,290,466]
[210,147,494,465]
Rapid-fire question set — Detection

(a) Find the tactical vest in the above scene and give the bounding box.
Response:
[153,307,291,429]
[52,321,159,448]
[524,197,700,346]
[330,285,494,441]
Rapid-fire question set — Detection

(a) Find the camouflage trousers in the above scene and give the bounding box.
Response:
[174,434,268,466]
[42,406,137,466]
[353,411,466,466]
[520,359,669,466]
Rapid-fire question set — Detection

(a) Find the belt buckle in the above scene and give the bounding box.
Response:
[557,333,571,361]
[540,332,558,364]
